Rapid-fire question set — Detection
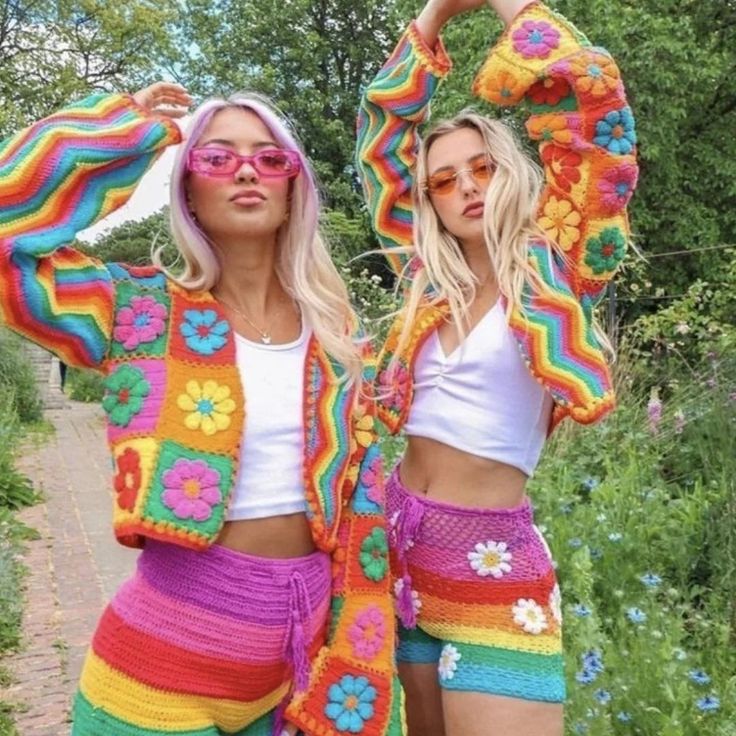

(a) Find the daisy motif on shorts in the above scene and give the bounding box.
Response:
[438,644,462,681]
[512,598,549,634]
[467,540,513,578]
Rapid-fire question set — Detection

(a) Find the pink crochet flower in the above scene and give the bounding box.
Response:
[597,164,639,213]
[161,459,222,521]
[113,295,168,350]
[512,21,561,59]
[378,363,410,413]
[347,605,386,660]
[363,454,384,505]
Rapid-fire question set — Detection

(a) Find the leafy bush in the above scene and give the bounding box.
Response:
[0,329,42,424]
[65,367,105,403]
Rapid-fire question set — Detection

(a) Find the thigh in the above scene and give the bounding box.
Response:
[443,690,563,736]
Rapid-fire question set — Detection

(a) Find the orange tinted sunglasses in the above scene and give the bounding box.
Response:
[424,155,495,196]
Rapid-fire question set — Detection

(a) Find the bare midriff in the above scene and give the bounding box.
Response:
[216,513,316,558]
[400,435,529,508]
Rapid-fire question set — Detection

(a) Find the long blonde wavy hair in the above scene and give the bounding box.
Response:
[390,110,554,360]
[154,92,363,384]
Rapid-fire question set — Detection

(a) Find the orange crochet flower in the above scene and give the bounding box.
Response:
[570,54,620,97]
[485,69,525,104]
[527,114,573,145]
[539,196,582,251]
[541,144,583,192]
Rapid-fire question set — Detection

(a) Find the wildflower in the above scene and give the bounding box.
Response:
[672,648,688,661]
[594,689,611,705]
[573,603,592,617]
[647,388,662,433]
[626,607,647,624]
[590,548,603,561]
[582,649,605,674]
[674,410,686,434]
[695,695,720,712]
[688,669,711,685]
[581,476,600,492]
[569,537,583,548]
[608,532,623,542]
[576,669,598,685]
[616,712,632,722]
[674,321,690,335]
[573,723,588,734]
[639,573,662,588]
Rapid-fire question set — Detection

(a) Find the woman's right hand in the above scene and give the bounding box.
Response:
[132,82,192,119]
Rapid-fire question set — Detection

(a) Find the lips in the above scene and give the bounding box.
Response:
[230,190,266,205]
[463,202,484,217]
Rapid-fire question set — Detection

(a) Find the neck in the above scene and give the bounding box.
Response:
[461,238,495,286]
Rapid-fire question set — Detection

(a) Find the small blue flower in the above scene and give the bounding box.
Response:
[325,674,377,732]
[574,723,589,734]
[696,695,720,712]
[569,537,583,549]
[689,669,711,685]
[594,107,637,154]
[616,711,632,723]
[180,309,230,355]
[583,649,605,673]
[626,607,647,624]
[589,548,603,561]
[640,573,662,588]
[576,669,598,685]
[573,604,592,617]
[608,532,623,542]
[594,689,612,704]
[581,476,600,492]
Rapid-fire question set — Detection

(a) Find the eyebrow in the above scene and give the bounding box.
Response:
[429,152,488,176]
[198,138,280,149]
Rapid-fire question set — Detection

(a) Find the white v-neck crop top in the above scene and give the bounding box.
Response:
[404,302,553,476]
[226,323,310,521]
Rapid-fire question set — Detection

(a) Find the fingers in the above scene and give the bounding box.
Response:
[132,82,193,117]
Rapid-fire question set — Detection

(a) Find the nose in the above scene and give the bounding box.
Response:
[456,168,479,195]
[234,160,259,183]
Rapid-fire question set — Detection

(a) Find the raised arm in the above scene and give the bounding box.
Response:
[0,83,186,368]
[474,0,638,303]
[356,1,485,276]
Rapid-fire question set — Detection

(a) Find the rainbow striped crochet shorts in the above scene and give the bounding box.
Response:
[386,467,565,703]
[72,540,331,735]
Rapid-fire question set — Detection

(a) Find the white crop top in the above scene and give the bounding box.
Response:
[404,302,553,476]
[226,323,310,521]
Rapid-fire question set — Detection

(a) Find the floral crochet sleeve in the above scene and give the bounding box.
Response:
[0,94,181,368]
[356,23,451,276]
[472,1,638,304]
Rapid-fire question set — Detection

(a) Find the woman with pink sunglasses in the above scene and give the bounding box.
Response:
[0,83,402,735]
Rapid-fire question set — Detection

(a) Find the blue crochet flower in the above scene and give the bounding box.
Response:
[324,674,377,733]
[180,309,229,355]
[593,107,637,154]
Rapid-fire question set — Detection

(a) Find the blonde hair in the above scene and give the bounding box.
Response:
[390,110,553,360]
[154,92,364,384]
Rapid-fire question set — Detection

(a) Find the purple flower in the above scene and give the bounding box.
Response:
[162,459,222,521]
[512,20,561,59]
[113,295,167,350]
[647,392,662,434]
[598,164,638,213]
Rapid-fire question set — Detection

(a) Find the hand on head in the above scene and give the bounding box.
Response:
[132,81,192,119]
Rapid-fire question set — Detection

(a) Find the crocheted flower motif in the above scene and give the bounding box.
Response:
[113,447,141,512]
[598,164,638,213]
[570,54,620,97]
[512,598,549,634]
[353,406,374,449]
[102,365,150,426]
[377,363,410,414]
[362,453,384,505]
[541,145,582,192]
[438,644,461,681]
[539,196,582,251]
[550,583,563,625]
[179,309,230,355]
[585,227,626,274]
[527,114,573,145]
[394,578,422,617]
[113,295,167,351]
[348,605,387,661]
[359,527,389,582]
[177,380,236,436]
[324,674,377,733]
[512,20,560,59]
[161,458,222,521]
[594,107,637,155]
[529,76,571,107]
[468,540,513,578]
[485,69,525,103]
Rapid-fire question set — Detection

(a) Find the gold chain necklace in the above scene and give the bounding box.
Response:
[216,296,284,345]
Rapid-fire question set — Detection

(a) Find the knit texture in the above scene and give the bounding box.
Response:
[0,94,402,735]
[356,2,638,431]
[386,470,564,703]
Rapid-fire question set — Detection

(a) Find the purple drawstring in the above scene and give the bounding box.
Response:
[286,571,312,695]
[393,491,425,629]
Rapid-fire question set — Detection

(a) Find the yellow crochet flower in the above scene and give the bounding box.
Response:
[527,114,573,145]
[539,196,582,251]
[177,380,236,436]
[354,407,375,449]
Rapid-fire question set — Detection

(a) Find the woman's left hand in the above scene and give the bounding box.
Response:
[132,81,192,118]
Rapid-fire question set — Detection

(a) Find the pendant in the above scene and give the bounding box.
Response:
[260,333,272,345]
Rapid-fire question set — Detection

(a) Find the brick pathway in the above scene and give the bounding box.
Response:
[0,402,138,735]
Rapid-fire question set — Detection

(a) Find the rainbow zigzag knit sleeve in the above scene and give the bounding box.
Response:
[356,23,451,277]
[472,1,638,304]
[0,93,181,368]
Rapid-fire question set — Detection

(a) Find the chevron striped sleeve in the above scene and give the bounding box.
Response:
[356,23,451,276]
[0,94,181,368]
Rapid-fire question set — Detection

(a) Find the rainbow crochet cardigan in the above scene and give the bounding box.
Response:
[0,94,403,736]
[356,1,638,432]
